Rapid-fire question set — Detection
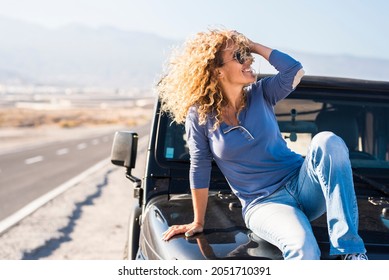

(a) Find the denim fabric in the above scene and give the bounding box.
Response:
[244,131,366,260]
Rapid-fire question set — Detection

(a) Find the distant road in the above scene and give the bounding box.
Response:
[0,123,150,221]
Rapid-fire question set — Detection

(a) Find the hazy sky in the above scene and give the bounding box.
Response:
[1,0,388,60]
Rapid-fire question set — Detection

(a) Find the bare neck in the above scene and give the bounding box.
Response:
[222,86,244,111]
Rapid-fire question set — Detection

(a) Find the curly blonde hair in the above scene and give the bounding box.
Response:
[157,29,251,129]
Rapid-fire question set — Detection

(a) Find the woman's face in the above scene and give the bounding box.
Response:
[217,43,256,88]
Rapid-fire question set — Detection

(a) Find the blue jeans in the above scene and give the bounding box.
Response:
[244,132,366,260]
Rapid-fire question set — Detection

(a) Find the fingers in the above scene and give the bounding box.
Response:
[185,229,195,237]
[162,223,203,241]
[231,30,255,53]
[184,223,203,237]
[162,224,187,241]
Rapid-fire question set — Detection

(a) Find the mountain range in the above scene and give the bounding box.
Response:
[0,16,388,90]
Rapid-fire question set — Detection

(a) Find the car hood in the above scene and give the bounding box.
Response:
[139,192,389,260]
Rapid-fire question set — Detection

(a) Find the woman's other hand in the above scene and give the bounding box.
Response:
[162,221,204,241]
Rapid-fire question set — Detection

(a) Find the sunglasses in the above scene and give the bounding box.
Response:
[221,49,253,65]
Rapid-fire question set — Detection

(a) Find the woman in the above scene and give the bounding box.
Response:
[158,29,367,260]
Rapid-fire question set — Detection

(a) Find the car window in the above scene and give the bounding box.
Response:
[275,99,321,156]
[275,97,389,169]
[162,120,189,161]
[160,96,389,170]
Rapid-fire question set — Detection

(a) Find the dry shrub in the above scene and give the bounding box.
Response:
[0,107,152,128]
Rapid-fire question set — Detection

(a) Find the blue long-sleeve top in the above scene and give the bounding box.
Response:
[185,50,305,216]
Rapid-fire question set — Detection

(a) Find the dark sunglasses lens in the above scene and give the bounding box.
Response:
[234,52,244,64]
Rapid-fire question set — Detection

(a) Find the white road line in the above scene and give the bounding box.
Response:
[0,135,148,236]
[77,143,87,150]
[24,156,44,165]
[0,158,110,235]
[56,148,69,156]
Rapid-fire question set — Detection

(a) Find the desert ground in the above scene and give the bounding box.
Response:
[0,95,154,153]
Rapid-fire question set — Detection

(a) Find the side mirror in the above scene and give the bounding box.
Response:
[111,131,138,169]
[111,131,142,204]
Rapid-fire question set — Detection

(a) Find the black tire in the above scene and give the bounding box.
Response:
[124,205,142,260]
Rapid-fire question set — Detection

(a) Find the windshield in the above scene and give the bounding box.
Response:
[160,96,389,170]
[275,97,389,169]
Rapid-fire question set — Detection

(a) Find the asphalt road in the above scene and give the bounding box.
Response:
[0,123,150,260]
[0,123,150,221]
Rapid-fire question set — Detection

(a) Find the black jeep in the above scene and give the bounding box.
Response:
[111,75,389,260]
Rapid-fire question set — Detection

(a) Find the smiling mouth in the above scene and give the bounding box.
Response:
[242,67,256,75]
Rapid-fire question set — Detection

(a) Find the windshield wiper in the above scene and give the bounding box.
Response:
[353,171,389,196]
